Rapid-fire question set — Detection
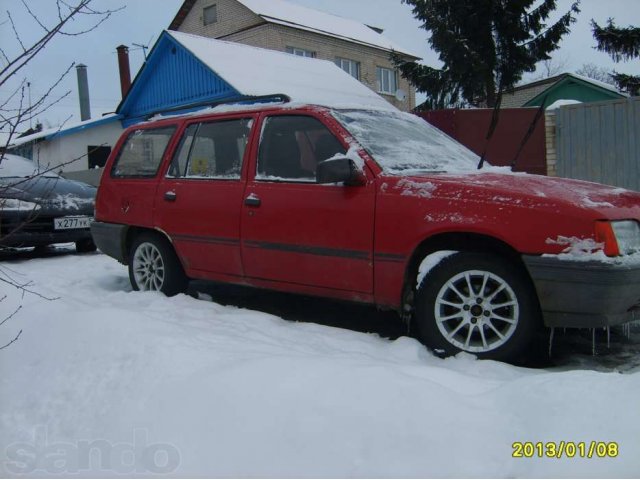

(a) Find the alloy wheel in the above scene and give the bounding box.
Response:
[434,269,519,353]
[132,242,165,291]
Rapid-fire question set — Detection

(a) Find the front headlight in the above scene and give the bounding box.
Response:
[0,198,42,212]
[596,220,640,256]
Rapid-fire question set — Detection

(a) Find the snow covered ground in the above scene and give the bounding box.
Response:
[1,247,639,478]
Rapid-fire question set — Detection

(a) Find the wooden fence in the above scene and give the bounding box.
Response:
[555,97,640,190]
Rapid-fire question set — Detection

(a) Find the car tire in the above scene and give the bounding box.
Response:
[75,239,97,253]
[128,233,188,296]
[413,252,540,363]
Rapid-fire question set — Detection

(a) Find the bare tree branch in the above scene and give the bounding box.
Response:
[0,0,120,352]
[0,305,22,328]
[0,330,23,350]
[19,0,48,32]
[0,0,123,88]
[0,46,10,65]
[1,64,74,127]
[6,11,26,52]
[0,272,59,301]
[575,63,615,84]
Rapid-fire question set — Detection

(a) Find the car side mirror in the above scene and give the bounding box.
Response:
[316,157,366,186]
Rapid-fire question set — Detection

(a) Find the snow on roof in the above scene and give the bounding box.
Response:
[546,99,582,111]
[168,31,397,111]
[8,114,121,148]
[570,73,625,95]
[235,0,420,58]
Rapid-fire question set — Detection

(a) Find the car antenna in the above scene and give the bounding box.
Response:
[510,94,549,171]
[477,88,504,170]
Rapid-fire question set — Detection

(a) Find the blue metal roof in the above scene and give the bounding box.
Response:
[118,31,240,126]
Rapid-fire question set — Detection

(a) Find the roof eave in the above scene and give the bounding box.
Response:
[523,75,626,107]
[260,15,421,59]
[8,114,122,148]
[168,0,196,30]
[508,74,567,94]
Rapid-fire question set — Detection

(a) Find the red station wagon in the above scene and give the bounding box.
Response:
[92,103,640,362]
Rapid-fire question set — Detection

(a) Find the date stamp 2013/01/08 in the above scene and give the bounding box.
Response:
[512,442,619,459]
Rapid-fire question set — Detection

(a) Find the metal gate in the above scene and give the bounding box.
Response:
[556,97,640,191]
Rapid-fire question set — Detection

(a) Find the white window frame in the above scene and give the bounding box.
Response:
[203,4,217,26]
[285,46,316,58]
[335,57,360,80]
[376,66,398,95]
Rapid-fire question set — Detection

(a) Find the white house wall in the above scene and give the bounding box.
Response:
[31,121,123,173]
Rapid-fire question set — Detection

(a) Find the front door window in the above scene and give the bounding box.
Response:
[256,115,346,182]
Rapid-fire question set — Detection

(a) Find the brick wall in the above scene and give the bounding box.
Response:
[544,111,557,176]
[178,0,263,38]
[225,24,415,110]
[176,0,416,111]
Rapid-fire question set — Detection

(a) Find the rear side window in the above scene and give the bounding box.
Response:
[167,118,252,180]
[112,127,176,178]
[257,115,346,182]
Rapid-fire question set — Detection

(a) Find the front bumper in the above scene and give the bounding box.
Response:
[0,213,93,248]
[523,255,640,328]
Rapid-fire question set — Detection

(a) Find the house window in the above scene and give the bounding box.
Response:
[87,145,111,169]
[376,66,398,95]
[335,57,360,80]
[203,5,217,25]
[285,46,316,58]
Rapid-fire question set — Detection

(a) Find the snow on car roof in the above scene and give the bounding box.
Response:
[0,154,41,177]
[168,31,397,111]
[0,153,61,178]
[236,0,421,58]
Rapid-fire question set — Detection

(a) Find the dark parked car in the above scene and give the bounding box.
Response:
[0,154,96,252]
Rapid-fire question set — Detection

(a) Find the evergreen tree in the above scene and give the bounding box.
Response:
[592,19,640,95]
[393,61,464,110]
[394,0,580,108]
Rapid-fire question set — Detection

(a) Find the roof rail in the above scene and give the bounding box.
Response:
[146,93,291,120]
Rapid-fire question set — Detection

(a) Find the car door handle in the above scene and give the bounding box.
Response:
[244,194,261,207]
[164,191,177,202]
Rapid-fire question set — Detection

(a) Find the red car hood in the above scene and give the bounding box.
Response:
[386,172,640,220]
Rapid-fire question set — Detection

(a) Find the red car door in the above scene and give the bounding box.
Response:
[98,125,178,229]
[240,113,375,294]
[154,116,256,278]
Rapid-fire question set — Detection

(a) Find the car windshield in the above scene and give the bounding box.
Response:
[0,154,59,178]
[332,109,482,174]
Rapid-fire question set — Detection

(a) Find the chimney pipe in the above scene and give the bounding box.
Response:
[116,45,132,98]
[76,63,91,121]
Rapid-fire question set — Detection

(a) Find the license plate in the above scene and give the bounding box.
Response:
[54,216,93,230]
